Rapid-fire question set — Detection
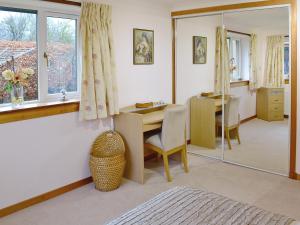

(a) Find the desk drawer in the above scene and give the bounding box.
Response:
[143,123,162,132]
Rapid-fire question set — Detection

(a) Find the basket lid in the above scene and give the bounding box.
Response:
[91,131,125,157]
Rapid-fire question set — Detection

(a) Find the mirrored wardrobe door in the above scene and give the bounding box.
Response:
[222,7,290,175]
[175,13,225,160]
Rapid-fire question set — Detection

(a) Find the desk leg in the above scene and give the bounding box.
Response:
[190,98,216,149]
[114,114,144,184]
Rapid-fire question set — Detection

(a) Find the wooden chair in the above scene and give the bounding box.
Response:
[216,96,241,149]
[144,106,189,182]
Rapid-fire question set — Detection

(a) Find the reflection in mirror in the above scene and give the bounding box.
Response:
[223,7,290,175]
[176,14,225,159]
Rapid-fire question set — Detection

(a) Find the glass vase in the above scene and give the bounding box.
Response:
[11,83,24,107]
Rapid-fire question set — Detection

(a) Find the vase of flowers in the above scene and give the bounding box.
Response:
[2,67,34,107]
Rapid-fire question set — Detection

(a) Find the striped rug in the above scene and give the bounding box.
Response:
[106,187,295,225]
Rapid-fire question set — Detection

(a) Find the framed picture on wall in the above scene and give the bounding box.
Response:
[133,28,154,65]
[193,36,207,64]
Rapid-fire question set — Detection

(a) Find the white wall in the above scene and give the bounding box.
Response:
[0,0,172,209]
[230,86,256,120]
[0,113,112,209]
[176,15,222,105]
[107,0,172,107]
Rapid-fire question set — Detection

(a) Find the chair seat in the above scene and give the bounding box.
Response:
[145,133,164,150]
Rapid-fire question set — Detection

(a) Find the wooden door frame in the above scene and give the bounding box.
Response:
[171,0,298,179]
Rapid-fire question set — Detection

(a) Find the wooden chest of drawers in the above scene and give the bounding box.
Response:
[256,87,284,121]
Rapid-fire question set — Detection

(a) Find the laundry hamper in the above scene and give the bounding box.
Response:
[89,131,126,191]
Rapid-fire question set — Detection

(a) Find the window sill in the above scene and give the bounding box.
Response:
[230,80,249,88]
[0,100,79,124]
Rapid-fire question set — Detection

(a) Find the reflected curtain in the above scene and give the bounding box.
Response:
[264,35,284,88]
[249,34,258,91]
[215,26,230,94]
[80,2,119,120]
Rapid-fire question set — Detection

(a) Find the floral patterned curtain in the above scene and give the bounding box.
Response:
[249,34,258,91]
[215,26,230,94]
[264,35,284,88]
[80,3,119,120]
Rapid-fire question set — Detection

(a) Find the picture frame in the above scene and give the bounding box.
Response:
[133,28,154,65]
[193,36,207,64]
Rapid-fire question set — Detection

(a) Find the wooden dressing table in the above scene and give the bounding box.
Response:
[114,103,176,184]
[190,94,229,149]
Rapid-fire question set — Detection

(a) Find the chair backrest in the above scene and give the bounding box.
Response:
[224,96,240,127]
[161,105,186,151]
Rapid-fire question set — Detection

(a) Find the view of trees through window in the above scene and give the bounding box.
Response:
[47,17,77,94]
[0,8,78,105]
[0,9,37,104]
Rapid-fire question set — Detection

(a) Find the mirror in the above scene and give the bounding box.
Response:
[223,7,290,175]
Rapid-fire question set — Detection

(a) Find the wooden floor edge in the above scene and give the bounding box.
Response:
[241,115,257,124]
[0,177,92,218]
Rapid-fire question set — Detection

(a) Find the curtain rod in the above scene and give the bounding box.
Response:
[228,29,289,38]
[43,0,81,7]
[227,29,251,37]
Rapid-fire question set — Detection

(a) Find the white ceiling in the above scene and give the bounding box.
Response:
[224,7,289,32]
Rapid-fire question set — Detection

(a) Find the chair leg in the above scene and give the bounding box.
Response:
[162,153,172,182]
[225,128,232,150]
[236,127,241,144]
[181,147,189,173]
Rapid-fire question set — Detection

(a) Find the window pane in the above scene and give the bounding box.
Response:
[47,16,77,94]
[0,9,37,104]
[229,39,241,81]
[284,45,289,77]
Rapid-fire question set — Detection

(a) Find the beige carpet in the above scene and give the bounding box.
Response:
[188,118,289,175]
[1,154,300,225]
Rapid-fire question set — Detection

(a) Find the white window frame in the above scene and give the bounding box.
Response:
[40,11,80,102]
[0,0,81,106]
[228,37,242,81]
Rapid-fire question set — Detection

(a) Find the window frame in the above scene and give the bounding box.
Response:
[227,37,242,82]
[41,11,80,102]
[0,0,81,107]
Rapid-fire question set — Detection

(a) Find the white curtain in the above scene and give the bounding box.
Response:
[80,2,119,120]
[249,34,258,91]
[264,35,284,88]
[215,26,230,94]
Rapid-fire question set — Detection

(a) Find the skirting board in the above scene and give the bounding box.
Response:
[240,115,257,124]
[0,177,92,218]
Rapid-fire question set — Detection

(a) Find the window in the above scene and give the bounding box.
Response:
[46,16,77,95]
[284,43,289,79]
[0,8,37,104]
[0,5,79,106]
[227,37,241,81]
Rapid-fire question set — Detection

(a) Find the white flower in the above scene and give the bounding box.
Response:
[22,68,34,75]
[2,70,15,80]
[20,72,28,79]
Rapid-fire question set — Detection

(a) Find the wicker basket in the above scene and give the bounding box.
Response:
[89,154,125,191]
[89,131,126,192]
[91,131,125,158]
